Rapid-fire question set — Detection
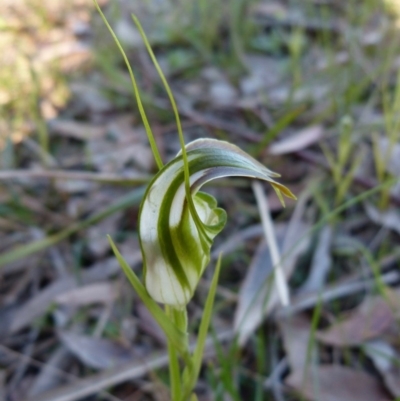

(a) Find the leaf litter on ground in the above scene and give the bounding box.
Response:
[6,250,141,335]
[312,288,400,398]
[279,314,391,401]
[2,0,400,400]
[316,292,399,347]
[58,331,135,370]
[268,125,324,155]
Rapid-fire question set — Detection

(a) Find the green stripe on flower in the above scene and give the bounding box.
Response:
[139,138,296,308]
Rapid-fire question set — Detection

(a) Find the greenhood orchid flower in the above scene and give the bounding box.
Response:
[139,138,296,308]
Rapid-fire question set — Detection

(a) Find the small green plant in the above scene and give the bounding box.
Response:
[163,0,255,75]
[372,69,400,209]
[94,1,295,399]
[321,115,364,206]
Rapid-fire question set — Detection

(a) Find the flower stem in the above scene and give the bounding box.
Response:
[165,305,182,401]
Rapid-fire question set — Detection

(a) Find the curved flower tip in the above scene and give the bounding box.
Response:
[139,138,296,308]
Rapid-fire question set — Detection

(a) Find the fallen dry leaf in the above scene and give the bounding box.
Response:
[286,365,390,401]
[9,251,141,334]
[49,119,106,141]
[28,347,72,397]
[54,282,118,307]
[317,295,395,346]
[211,224,263,258]
[268,125,323,155]
[234,241,277,344]
[209,80,238,107]
[364,339,400,397]
[87,212,122,258]
[86,119,154,173]
[278,314,314,372]
[298,225,332,294]
[280,308,392,401]
[241,55,284,95]
[59,331,134,370]
[268,83,331,105]
[54,179,98,194]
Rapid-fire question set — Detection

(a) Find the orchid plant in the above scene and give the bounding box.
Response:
[94,2,296,400]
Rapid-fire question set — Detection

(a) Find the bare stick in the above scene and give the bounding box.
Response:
[0,170,150,185]
[277,270,400,318]
[252,181,290,307]
[22,329,233,401]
